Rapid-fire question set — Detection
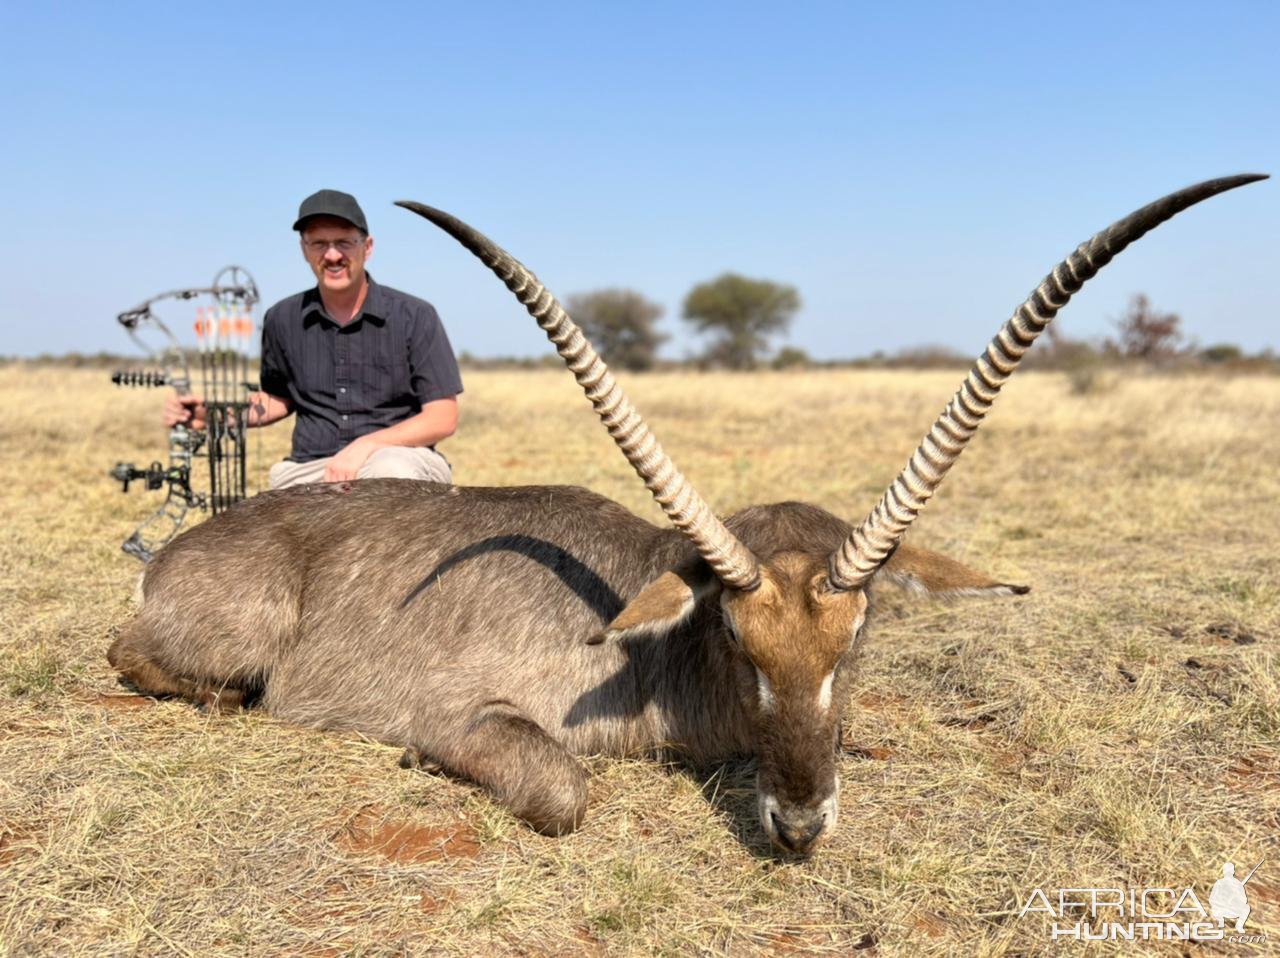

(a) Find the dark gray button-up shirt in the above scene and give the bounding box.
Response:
[259,276,463,462]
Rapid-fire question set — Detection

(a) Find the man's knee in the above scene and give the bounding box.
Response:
[269,459,327,489]
[359,447,452,483]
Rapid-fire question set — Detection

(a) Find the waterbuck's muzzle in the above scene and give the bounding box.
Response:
[747,655,847,856]
[758,771,840,856]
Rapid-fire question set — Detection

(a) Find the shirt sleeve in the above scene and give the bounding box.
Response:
[407,301,464,405]
[259,305,291,400]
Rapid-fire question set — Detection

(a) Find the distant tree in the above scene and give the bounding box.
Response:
[1200,343,1243,363]
[682,273,801,370]
[771,345,811,370]
[1112,294,1183,359]
[888,344,969,369]
[565,288,667,372]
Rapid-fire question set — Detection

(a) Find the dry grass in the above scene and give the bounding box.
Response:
[1,363,1277,956]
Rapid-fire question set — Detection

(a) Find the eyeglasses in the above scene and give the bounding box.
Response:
[303,238,364,255]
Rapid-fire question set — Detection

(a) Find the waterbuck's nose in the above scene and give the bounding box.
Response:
[770,810,827,855]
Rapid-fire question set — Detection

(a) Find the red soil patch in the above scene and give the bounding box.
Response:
[0,826,35,865]
[1227,750,1278,791]
[336,805,479,864]
[762,928,833,953]
[419,891,459,915]
[77,692,158,710]
[844,744,895,761]
[571,926,608,957]
[840,727,894,760]
[989,748,1029,772]
[1248,881,1280,907]
[856,691,909,712]
[939,698,1001,729]
[909,910,952,939]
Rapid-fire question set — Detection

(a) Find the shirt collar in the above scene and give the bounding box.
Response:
[302,273,387,327]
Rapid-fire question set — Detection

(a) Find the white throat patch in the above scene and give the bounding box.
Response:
[756,668,776,712]
[817,672,835,712]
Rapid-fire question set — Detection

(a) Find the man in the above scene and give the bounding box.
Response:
[165,189,462,487]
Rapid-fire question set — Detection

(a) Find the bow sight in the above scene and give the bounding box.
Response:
[110,265,261,562]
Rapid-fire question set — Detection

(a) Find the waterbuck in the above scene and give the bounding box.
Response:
[108,174,1265,855]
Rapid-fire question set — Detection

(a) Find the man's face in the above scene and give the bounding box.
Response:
[300,217,373,296]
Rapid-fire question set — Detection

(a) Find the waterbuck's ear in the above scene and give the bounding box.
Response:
[591,560,720,644]
[875,544,1030,598]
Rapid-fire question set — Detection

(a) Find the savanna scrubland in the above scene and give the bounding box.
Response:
[1,364,1277,955]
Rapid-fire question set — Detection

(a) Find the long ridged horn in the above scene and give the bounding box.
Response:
[396,200,762,591]
[827,173,1269,592]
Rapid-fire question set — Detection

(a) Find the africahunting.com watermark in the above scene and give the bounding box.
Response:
[1018,860,1267,943]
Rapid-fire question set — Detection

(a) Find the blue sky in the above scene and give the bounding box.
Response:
[4,1,1276,360]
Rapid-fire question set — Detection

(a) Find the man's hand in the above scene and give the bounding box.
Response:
[318,400,455,483]
[323,437,379,482]
[164,390,291,433]
[163,393,207,430]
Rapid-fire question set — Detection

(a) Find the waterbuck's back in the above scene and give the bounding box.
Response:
[137,480,699,753]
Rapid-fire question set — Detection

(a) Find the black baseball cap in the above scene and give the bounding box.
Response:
[292,189,369,233]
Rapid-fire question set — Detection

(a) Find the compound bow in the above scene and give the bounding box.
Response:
[109,265,261,561]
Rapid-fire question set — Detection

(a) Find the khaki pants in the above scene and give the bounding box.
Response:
[268,446,452,489]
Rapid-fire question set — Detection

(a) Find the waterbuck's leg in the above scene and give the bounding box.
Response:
[107,624,247,713]
[404,702,589,837]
